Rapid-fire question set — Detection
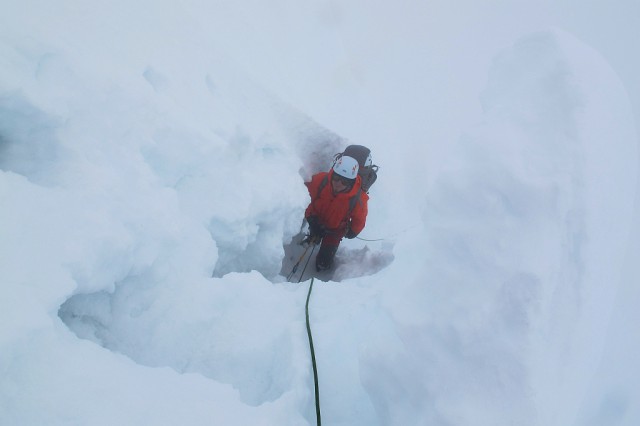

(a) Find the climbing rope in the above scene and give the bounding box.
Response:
[298,243,316,283]
[354,223,422,243]
[305,277,321,426]
[287,237,316,281]
[355,235,385,242]
[290,222,421,424]
[288,238,322,424]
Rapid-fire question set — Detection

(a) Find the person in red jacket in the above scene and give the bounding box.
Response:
[305,155,369,271]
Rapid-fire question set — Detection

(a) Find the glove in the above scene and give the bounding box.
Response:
[345,228,358,239]
[307,216,326,238]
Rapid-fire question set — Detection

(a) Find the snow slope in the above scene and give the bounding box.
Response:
[1,1,639,425]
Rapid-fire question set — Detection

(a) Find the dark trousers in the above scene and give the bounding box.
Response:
[316,230,344,270]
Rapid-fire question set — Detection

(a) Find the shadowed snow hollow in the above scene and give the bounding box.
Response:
[42,44,394,415]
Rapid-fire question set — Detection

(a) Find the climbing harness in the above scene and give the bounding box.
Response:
[305,277,321,426]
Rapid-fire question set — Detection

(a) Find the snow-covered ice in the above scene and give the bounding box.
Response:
[2,1,639,425]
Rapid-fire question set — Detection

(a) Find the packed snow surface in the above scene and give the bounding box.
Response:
[1,1,639,425]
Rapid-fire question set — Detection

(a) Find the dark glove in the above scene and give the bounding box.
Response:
[345,228,358,239]
[307,216,326,238]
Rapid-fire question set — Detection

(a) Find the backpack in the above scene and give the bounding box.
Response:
[333,145,378,193]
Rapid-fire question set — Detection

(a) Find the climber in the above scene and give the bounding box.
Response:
[304,155,369,271]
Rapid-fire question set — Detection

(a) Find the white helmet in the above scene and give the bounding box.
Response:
[333,155,359,180]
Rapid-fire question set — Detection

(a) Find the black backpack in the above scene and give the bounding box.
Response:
[333,145,378,193]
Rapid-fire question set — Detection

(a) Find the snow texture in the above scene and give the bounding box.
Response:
[1,1,639,425]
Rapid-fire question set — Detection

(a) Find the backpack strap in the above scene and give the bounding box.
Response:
[316,175,329,200]
[343,188,363,234]
[347,189,362,219]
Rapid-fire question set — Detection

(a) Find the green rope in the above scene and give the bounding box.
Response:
[305,277,321,426]
[355,235,385,242]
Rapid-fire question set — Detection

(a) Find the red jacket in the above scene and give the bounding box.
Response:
[305,170,369,235]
